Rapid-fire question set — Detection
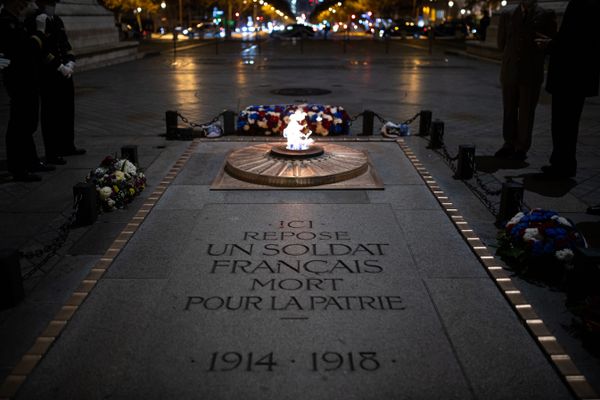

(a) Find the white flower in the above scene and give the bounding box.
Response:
[555,249,574,262]
[99,186,112,200]
[115,159,137,175]
[107,199,116,208]
[523,228,542,242]
[257,120,268,129]
[551,215,572,227]
[507,212,524,227]
[95,167,108,175]
[114,171,125,181]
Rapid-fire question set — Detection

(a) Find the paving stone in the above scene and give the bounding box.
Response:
[154,185,226,210]
[394,210,488,278]
[172,153,227,185]
[5,169,90,213]
[69,222,128,255]
[424,278,574,400]
[15,279,165,400]
[105,210,201,279]
[0,302,62,379]
[367,184,439,210]
[223,189,370,204]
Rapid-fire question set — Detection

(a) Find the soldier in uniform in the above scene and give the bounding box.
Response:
[32,0,85,165]
[1,0,59,181]
[496,0,556,161]
[537,0,600,178]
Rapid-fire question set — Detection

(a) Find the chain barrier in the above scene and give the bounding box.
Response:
[473,169,503,196]
[347,111,364,129]
[400,112,421,126]
[177,111,224,132]
[463,179,500,217]
[19,193,82,281]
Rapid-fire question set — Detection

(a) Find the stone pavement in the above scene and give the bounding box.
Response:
[1,38,599,399]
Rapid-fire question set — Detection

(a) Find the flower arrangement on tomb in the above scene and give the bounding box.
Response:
[86,156,147,211]
[497,209,585,280]
[237,104,350,136]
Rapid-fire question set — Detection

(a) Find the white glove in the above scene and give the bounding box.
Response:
[65,61,76,73]
[0,54,10,70]
[57,63,73,78]
[35,13,48,33]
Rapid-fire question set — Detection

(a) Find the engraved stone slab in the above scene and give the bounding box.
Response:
[16,142,573,400]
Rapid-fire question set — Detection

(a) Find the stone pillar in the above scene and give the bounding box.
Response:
[466,0,569,60]
[57,0,139,70]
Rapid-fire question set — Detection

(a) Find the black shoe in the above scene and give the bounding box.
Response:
[61,147,86,156]
[46,156,67,165]
[541,165,575,178]
[12,172,42,182]
[494,147,514,158]
[509,150,527,161]
[588,205,600,216]
[28,161,56,172]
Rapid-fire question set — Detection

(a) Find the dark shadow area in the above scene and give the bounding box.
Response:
[576,221,600,248]
[505,172,577,198]
[475,155,529,173]
[0,160,12,184]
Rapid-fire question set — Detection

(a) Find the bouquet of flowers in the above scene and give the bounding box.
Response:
[86,156,147,211]
[497,209,585,279]
[237,104,350,136]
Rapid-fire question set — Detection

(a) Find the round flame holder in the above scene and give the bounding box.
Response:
[270,144,325,159]
[225,143,369,187]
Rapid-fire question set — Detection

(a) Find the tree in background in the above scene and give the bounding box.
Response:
[101,0,159,32]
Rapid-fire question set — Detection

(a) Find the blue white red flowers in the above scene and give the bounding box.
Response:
[499,209,584,263]
[86,156,147,211]
[237,104,350,136]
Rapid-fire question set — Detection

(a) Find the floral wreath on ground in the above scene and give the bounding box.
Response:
[86,156,147,211]
[237,104,351,136]
[497,208,585,282]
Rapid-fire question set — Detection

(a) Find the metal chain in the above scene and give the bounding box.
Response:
[472,169,503,196]
[463,179,500,217]
[349,112,364,122]
[430,142,502,216]
[19,193,82,280]
[177,111,223,130]
[373,112,387,124]
[402,111,421,125]
[347,111,364,128]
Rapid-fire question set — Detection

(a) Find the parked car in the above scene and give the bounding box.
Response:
[431,20,469,37]
[378,18,424,38]
[270,24,315,39]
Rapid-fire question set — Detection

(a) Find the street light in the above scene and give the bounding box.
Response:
[160,1,166,9]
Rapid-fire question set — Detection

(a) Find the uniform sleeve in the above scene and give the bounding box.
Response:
[56,16,75,62]
[30,30,62,70]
